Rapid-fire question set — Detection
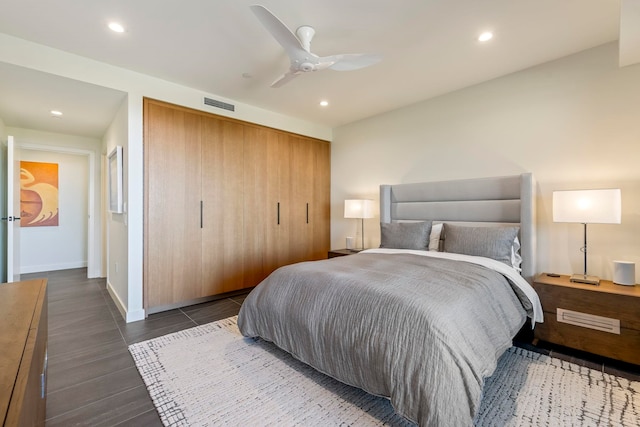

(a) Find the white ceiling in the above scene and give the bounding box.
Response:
[0,0,634,139]
[0,62,127,138]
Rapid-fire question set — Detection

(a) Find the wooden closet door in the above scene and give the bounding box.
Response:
[144,99,330,311]
[144,99,202,309]
[289,135,314,264]
[243,126,270,286]
[201,117,246,294]
[310,139,331,260]
[268,132,292,270]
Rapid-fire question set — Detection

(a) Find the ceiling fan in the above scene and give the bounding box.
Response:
[250,5,382,88]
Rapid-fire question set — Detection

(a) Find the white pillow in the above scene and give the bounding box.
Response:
[511,236,522,272]
[429,223,443,252]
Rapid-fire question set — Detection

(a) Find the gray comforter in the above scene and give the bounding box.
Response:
[238,252,529,426]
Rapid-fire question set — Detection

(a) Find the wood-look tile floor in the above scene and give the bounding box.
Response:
[31,268,640,426]
[27,268,247,426]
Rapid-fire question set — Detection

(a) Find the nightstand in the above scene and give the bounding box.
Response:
[328,249,361,258]
[533,273,640,365]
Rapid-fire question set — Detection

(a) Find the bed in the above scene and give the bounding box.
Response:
[238,173,543,426]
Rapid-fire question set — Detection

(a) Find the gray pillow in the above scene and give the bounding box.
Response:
[443,224,519,266]
[380,221,432,250]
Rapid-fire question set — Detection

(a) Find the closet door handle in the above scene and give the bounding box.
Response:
[306,203,309,224]
[277,202,280,225]
[200,201,203,228]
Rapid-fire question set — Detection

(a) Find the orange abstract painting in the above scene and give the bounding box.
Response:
[20,161,59,227]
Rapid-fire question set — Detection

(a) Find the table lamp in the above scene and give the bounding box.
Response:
[344,199,374,251]
[552,188,621,285]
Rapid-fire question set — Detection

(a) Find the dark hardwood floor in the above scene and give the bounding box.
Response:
[30,268,640,426]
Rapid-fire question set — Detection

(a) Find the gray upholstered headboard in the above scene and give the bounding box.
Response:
[380,173,536,281]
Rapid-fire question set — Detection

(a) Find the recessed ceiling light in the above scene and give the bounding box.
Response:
[108,22,125,33]
[50,110,63,117]
[319,100,329,107]
[478,32,493,42]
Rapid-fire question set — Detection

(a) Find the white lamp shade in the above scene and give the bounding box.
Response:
[553,189,621,224]
[344,199,374,219]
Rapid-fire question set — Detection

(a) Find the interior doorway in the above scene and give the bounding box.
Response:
[16,142,100,278]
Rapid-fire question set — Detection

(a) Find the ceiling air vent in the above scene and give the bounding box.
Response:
[204,97,235,112]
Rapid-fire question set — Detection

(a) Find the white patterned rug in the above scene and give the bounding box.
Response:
[129,316,640,426]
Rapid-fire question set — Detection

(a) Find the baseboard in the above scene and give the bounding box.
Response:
[87,266,104,279]
[126,308,146,323]
[106,280,145,323]
[21,261,87,274]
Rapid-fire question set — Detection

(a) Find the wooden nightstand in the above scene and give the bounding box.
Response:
[328,249,361,258]
[533,273,640,365]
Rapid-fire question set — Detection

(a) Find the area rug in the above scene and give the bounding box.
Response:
[128,316,640,426]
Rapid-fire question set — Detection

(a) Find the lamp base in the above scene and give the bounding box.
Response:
[569,274,600,286]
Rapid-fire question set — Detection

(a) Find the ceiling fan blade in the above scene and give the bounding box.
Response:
[271,71,300,88]
[327,54,382,71]
[250,5,307,57]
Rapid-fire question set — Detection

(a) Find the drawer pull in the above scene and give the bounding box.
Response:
[557,308,620,334]
[41,349,48,399]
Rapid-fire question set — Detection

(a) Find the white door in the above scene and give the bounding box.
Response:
[6,136,21,282]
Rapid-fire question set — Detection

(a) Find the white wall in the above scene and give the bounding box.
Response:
[102,98,136,320]
[332,42,640,282]
[0,118,6,281]
[18,149,88,273]
[7,127,103,277]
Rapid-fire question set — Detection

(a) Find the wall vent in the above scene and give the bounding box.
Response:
[557,308,620,334]
[204,97,235,112]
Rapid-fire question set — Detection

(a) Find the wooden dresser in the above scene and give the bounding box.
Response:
[0,279,48,426]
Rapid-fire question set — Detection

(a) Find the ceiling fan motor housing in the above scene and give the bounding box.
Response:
[299,62,316,72]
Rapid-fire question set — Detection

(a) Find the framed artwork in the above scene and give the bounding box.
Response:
[20,161,59,227]
[108,146,123,213]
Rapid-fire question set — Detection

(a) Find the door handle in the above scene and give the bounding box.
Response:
[1,216,20,221]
